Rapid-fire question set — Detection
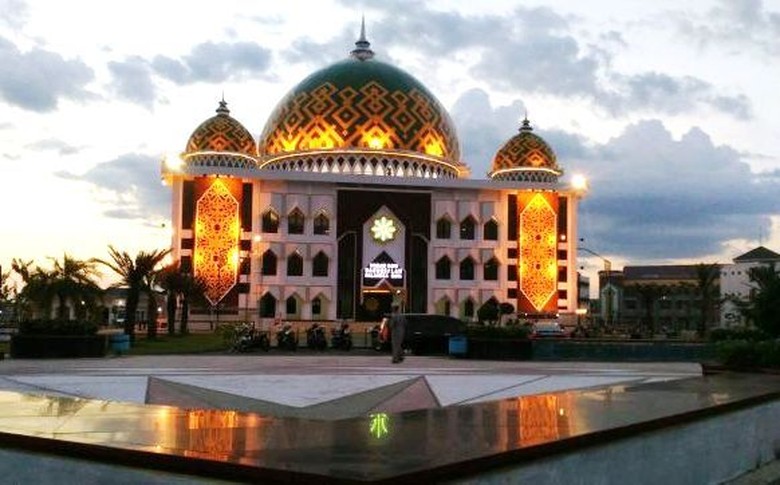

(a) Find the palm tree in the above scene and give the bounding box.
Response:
[158,263,183,336]
[95,247,170,338]
[12,255,101,320]
[745,263,780,337]
[48,254,103,320]
[179,272,206,335]
[694,263,720,337]
[630,283,666,335]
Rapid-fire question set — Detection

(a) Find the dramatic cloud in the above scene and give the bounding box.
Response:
[338,0,752,119]
[107,56,156,109]
[152,41,272,84]
[55,153,168,220]
[676,0,780,56]
[570,120,778,259]
[0,36,93,112]
[450,88,526,177]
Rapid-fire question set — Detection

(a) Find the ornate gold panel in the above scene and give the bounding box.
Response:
[194,179,240,305]
[518,193,558,312]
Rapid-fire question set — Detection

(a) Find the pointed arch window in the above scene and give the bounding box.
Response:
[313,212,330,235]
[464,299,475,318]
[460,216,476,240]
[436,217,452,239]
[288,208,305,235]
[286,296,298,315]
[312,297,322,316]
[435,256,451,280]
[484,219,498,241]
[261,250,277,276]
[287,252,303,276]
[262,209,279,233]
[312,251,329,277]
[460,257,475,280]
[484,257,499,281]
[259,293,276,318]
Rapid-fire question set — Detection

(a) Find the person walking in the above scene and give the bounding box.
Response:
[389,304,406,363]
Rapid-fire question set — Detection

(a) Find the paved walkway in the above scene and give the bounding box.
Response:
[0,355,701,419]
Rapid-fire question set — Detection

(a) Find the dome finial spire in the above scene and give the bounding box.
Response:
[350,16,375,61]
[520,112,532,132]
[216,94,230,116]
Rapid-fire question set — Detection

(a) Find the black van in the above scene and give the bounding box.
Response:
[378,314,466,355]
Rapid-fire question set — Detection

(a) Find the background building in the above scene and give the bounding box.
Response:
[720,246,780,327]
[161,30,584,326]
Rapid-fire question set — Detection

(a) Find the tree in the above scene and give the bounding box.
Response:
[158,263,183,336]
[630,283,665,335]
[694,263,720,337]
[95,247,170,339]
[11,255,101,321]
[744,264,780,337]
[178,272,206,335]
[477,298,500,325]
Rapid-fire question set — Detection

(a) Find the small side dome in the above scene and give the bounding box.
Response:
[489,118,562,183]
[183,99,257,169]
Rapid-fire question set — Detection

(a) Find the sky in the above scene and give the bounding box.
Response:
[1,0,779,288]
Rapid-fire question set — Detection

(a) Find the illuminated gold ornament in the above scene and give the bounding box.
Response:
[519,193,558,311]
[194,179,240,305]
[371,216,397,243]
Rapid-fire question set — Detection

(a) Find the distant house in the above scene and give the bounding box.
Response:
[720,246,780,327]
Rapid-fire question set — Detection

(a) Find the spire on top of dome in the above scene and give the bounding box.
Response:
[520,115,532,132]
[216,95,230,116]
[350,16,375,61]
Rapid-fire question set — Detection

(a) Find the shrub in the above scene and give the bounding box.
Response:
[18,319,98,336]
[710,327,768,342]
[715,339,780,368]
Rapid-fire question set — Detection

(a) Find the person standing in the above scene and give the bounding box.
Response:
[389,304,406,363]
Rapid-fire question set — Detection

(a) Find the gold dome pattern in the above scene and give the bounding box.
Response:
[185,100,256,157]
[490,119,561,182]
[257,31,465,178]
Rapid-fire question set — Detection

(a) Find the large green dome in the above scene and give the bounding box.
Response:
[258,30,465,177]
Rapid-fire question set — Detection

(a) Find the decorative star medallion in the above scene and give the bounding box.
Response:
[371,216,397,243]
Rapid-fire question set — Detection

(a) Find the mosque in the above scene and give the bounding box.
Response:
[161,25,585,325]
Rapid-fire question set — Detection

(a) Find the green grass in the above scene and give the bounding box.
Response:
[127,332,228,355]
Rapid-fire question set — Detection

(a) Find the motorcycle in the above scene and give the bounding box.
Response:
[331,322,352,351]
[232,323,270,353]
[370,324,384,351]
[276,323,298,351]
[306,323,328,351]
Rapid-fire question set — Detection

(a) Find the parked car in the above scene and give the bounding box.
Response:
[378,314,466,355]
[530,321,567,339]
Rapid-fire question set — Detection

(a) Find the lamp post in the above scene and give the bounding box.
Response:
[578,243,613,327]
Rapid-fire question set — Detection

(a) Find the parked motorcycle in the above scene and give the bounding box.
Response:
[232,323,270,353]
[331,322,352,351]
[276,323,298,351]
[306,323,328,351]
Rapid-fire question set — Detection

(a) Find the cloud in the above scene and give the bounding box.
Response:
[152,41,272,84]
[0,0,28,28]
[0,36,93,112]
[107,56,156,109]
[450,88,526,176]
[25,138,82,155]
[338,0,752,119]
[676,0,780,56]
[55,153,168,220]
[571,120,778,259]
[600,72,752,119]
